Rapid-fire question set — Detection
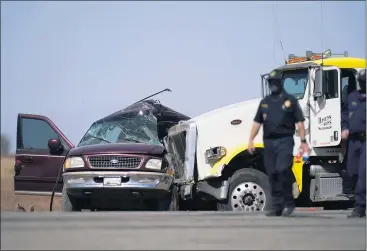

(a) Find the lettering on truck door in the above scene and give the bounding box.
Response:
[309,66,342,147]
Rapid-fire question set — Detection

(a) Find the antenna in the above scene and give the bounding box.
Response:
[272,1,287,64]
[320,0,324,66]
[272,1,276,65]
[132,88,172,105]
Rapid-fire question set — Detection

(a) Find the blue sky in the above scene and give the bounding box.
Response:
[1,1,365,151]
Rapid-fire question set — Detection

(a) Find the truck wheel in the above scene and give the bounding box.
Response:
[217,168,271,212]
[61,186,81,212]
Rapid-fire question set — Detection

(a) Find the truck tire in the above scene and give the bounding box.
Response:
[61,186,81,212]
[217,168,271,212]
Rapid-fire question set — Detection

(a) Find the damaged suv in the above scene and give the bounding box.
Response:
[14,100,190,211]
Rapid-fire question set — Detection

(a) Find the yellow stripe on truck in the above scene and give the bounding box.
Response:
[211,143,304,193]
[312,57,366,69]
[211,143,264,175]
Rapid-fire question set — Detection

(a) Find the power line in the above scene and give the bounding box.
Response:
[320,0,324,65]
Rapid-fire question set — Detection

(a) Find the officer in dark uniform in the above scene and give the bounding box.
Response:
[339,84,356,198]
[339,73,360,198]
[341,69,366,218]
[248,69,309,217]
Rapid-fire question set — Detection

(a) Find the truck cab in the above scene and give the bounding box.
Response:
[167,49,366,211]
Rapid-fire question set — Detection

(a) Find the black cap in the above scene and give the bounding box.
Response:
[268,70,283,81]
[357,69,366,83]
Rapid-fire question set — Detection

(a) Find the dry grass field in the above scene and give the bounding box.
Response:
[1,156,61,212]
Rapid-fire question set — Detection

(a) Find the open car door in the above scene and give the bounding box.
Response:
[14,114,74,196]
[310,66,342,147]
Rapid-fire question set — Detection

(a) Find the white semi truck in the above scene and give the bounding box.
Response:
[165,50,366,211]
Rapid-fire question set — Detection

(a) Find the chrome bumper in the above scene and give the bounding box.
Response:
[62,171,173,191]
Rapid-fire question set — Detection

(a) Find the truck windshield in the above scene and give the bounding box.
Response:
[78,111,162,147]
[281,69,308,100]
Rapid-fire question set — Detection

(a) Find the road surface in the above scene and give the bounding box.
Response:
[1,211,365,250]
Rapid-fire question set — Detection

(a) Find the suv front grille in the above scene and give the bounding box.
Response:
[88,155,142,169]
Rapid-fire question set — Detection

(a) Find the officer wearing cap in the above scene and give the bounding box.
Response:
[248,69,309,217]
[339,77,357,199]
[341,69,366,218]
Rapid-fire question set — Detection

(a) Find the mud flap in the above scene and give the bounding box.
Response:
[196,180,229,201]
[292,157,303,198]
[293,182,300,199]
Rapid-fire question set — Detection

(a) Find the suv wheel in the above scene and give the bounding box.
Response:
[61,186,81,212]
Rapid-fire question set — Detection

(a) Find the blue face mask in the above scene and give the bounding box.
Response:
[269,83,282,94]
[270,85,279,92]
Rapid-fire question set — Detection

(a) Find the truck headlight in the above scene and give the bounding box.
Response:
[64,157,85,169]
[205,146,227,163]
[145,159,162,170]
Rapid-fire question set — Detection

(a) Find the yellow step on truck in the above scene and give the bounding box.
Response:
[165,49,366,211]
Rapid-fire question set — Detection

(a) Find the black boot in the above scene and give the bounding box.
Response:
[347,209,366,218]
[266,208,283,217]
[282,206,295,217]
[337,171,356,198]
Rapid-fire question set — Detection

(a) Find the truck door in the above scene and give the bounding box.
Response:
[14,114,74,195]
[310,66,342,147]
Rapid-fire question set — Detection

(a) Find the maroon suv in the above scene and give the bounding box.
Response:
[14,100,190,211]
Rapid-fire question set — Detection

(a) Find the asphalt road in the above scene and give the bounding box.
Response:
[1,211,366,250]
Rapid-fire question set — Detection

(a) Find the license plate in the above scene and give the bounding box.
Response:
[103,177,121,186]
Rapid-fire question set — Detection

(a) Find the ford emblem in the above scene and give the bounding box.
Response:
[110,159,119,164]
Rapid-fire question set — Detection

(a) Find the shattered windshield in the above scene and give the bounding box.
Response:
[78,111,162,147]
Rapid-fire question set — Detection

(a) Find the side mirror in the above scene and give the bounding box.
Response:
[313,68,324,98]
[48,138,64,155]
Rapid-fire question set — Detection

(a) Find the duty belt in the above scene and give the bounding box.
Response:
[349,132,366,141]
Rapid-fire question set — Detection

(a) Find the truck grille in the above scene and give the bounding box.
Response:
[88,155,142,169]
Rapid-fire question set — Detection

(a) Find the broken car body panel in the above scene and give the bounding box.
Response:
[67,143,165,157]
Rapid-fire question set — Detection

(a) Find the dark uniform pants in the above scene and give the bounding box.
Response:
[341,140,357,194]
[347,139,366,212]
[264,136,295,210]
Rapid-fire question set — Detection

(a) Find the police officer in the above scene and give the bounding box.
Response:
[341,69,366,218]
[339,85,356,199]
[248,69,309,217]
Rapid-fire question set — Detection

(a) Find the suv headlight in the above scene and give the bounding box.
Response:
[145,159,162,170]
[64,157,85,169]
